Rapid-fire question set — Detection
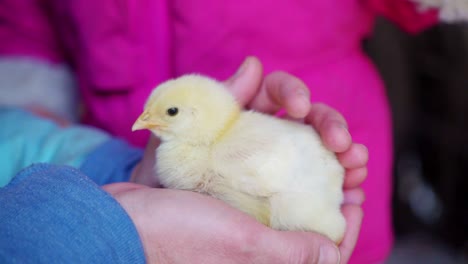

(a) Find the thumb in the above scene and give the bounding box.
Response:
[259,230,340,264]
[223,56,264,106]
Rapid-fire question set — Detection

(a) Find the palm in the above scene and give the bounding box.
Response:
[106,184,271,263]
[105,182,363,264]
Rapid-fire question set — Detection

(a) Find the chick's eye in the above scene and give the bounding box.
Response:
[167,107,179,116]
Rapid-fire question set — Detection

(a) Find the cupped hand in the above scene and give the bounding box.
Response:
[131,56,367,263]
[224,56,367,263]
[104,182,345,264]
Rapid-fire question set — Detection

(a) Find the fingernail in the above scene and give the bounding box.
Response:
[295,88,308,97]
[319,244,340,264]
[332,121,349,139]
[295,88,310,107]
[336,121,348,132]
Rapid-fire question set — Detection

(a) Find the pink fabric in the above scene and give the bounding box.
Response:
[45,0,173,146]
[0,0,64,63]
[0,0,438,263]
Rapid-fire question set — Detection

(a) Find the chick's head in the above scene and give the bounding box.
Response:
[132,75,241,144]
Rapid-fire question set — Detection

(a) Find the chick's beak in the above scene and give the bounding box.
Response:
[132,112,160,131]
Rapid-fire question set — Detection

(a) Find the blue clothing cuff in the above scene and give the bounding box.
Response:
[0,107,110,187]
[80,139,143,185]
[0,163,145,263]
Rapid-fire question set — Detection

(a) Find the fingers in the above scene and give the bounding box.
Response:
[224,57,311,118]
[343,167,367,189]
[258,230,340,264]
[248,71,311,118]
[336,144,368,189]
[343,188,365,205]
[225,58,356,157]
[339,205,364,264]
[223,56,264,106]
[306,103,351,153]
[337,144,368,169]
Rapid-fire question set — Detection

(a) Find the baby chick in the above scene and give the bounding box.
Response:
[132,75,345,243]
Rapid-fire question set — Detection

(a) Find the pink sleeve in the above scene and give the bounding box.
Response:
[48,0,140,92]
[367,0,439,34]
[47,0,171,146]
[0,0,64,63]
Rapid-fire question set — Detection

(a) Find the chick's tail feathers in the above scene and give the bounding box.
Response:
[268,192,346,244]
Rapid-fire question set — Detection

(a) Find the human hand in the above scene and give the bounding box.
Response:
[130,56,366,262]
[224,56,367,263]
[224,56,368,189]
[104,182,348,264]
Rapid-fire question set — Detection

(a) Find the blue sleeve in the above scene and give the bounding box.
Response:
[79,139,143,185]
[0,164,146,263]
[0,107,110,187]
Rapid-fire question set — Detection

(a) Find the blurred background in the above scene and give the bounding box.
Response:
[365,18,468,264]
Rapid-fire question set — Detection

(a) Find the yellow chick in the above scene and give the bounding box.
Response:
[132,75,346,243]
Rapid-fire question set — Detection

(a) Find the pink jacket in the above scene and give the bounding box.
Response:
[0,1,438,263]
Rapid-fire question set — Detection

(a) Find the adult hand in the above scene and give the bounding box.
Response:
[104,182,346,264]
[130,56,367,263]
[224,56,367,263]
